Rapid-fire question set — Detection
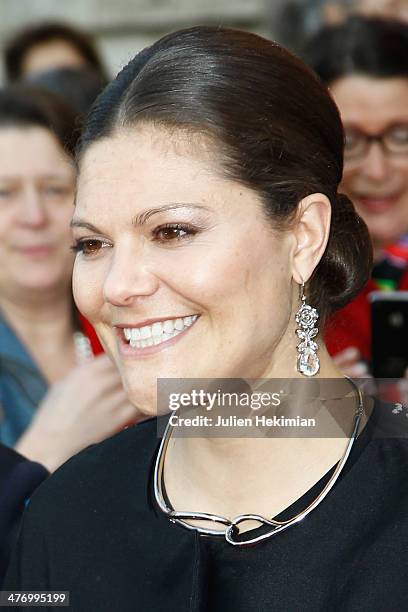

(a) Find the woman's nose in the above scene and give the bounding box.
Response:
[102,246,160,306]
[360,142,392,182]
[19,187,48,227]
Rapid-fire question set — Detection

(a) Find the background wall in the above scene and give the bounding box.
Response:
[0,0,288,80]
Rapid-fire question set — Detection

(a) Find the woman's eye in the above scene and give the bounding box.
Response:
[43,186,70,197]
[344,131,362,151]
[389,126,408,144]
[153,223,197,242]
[70,239,110,257]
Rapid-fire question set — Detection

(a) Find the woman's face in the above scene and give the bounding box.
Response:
[22,40,88,77]
[0,126,76,298]
[330,75,408,254]
[73,126,297,414]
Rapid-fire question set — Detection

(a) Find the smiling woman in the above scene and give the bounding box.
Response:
[0,88,139,473]
[5,26,408,612]
[0,87,79,449]
[306,16,408,258]
[306,16,408,366]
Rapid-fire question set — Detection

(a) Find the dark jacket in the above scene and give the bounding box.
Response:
[0,444,48,586]
[4,402,408,611]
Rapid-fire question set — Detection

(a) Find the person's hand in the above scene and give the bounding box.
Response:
[15,354,144,471]
[332,347,371,378]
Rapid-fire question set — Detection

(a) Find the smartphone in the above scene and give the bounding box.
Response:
[369,291,408,378]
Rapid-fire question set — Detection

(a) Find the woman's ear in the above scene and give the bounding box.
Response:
[291,193,332,284]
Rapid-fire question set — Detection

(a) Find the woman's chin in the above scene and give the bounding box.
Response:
[126,388,162,418]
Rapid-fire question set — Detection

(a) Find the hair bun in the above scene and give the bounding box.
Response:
[309,193,373,318]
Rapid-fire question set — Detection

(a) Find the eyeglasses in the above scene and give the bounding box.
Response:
[343,124,408,161]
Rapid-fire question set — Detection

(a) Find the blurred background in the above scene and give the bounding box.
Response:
[0,0,272,82]
[1,0,407,83]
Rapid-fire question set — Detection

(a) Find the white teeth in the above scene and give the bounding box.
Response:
[140,325,152,339]
[122,314,199,350]
[151,322,163,337]
[184,315,197,326]
[163,319,175,334]
[130,328,141,341]
[174,318,184,331]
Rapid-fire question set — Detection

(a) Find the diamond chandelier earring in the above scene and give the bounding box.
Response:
[295,281,320,377]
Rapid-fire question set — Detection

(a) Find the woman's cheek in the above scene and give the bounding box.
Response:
[72,261,101,320]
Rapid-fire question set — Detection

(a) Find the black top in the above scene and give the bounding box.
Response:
[4,399,408,611]
[0,444,48,586]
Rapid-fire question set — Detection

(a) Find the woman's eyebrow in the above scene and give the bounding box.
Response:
[132,203,211,226]
[70,219,101,232]
[71,203,211,232]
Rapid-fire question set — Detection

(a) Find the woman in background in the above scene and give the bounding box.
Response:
[0,87,140,472]
[4,21,107,83]
[306,16,408,374]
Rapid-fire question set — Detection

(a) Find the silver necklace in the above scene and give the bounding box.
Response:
[153,378,364,547]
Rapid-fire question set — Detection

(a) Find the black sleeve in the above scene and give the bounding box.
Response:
[3,500,50,595]
[0,445,48,587]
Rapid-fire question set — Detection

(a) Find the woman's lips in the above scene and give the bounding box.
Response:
[116,320,197,359]
[356,194,400,214]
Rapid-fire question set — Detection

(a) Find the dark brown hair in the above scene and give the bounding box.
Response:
[0,85,80,158]
[4,22,107,82]
[78,26,372,323]
[305,15,408,85]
